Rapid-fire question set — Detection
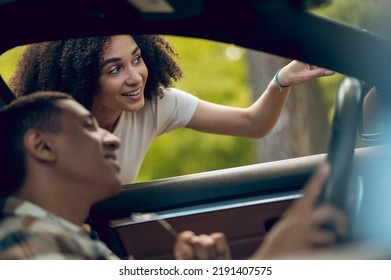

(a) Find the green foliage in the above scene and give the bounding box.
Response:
[317,73,344,122]
[312,0,379,29]
[137,37,255,182]
[0,46,24,84]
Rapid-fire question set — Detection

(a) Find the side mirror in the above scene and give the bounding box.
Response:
[359,84,385,142]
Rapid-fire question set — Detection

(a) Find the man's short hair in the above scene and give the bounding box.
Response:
[0,91,74,196]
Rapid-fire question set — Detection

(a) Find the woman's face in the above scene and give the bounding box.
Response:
[94,35,148,115]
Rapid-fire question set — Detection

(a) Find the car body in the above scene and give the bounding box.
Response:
[1,0,391,260]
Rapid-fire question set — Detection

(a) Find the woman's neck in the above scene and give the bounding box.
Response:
[92,107,122,132]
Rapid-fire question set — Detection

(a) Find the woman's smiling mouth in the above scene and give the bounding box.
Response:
[121,88,141,97]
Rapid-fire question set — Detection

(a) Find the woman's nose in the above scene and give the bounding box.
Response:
[125,67,142,85]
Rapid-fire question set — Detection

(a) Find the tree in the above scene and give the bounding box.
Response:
[247,51,330,162]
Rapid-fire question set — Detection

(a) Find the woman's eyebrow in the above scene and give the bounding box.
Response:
[132,46,140,55]
[100,47,141,69]
[100,57,121,69]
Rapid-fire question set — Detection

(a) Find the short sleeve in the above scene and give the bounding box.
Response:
[155,87,199,135]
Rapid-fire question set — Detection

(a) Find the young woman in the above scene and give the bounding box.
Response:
[10,34,334,184]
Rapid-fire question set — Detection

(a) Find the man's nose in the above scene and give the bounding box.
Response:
[102,129,121,150]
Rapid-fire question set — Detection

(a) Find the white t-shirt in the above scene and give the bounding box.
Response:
[113,88,199,185]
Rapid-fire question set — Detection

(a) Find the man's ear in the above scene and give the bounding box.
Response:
[23,129,57,162]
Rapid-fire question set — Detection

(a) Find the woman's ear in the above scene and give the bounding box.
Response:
[23,129,57,162]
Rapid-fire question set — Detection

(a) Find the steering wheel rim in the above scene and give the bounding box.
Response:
[317,77,362,241]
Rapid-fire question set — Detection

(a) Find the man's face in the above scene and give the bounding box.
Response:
[53,99,122,200]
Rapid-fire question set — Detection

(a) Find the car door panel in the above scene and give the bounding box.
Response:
[91,153,325,259]
[111,194,295,259]
[91,146,381,259]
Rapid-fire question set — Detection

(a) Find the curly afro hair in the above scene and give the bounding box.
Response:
[10,35,183,110]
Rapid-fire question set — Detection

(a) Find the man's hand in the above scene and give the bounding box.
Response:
[174,231,231,260]
[251,163,347,259]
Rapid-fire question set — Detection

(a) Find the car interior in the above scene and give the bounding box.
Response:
[1,0,391,260]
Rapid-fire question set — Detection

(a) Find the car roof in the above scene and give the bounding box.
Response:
[0,0,391,94]
[0,0,325,45]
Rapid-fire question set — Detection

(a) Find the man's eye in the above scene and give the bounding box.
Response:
[84,123,97,130]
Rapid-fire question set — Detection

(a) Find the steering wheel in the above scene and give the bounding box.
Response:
[317,77,362,241]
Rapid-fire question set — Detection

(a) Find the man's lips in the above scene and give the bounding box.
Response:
[105,154,121,172]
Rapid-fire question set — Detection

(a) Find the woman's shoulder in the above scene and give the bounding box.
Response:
[160,87,199,103]
[161,87,190,95]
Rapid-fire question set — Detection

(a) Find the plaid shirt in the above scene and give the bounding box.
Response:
[0,197,119,260]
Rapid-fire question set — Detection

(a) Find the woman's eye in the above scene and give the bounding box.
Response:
[133,55,142,65]
[109,66,121,74]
